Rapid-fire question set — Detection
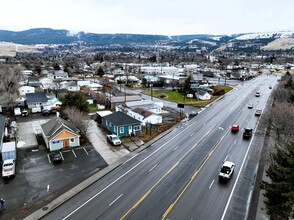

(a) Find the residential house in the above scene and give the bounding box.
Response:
[102,111,141,137]
[128,108,162,126]
[39,77,56,90]
[65,81,79,92]
[18,86,35,96]
[54,71,68,79]
[41,116,80,151]
[120,100,163,114]
[86,83,103,92]
[26,92,48,108]
[195,90,212,100]
[27,76,42,87]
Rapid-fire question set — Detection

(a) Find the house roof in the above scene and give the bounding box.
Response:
[133,108,153,118]
[103,111,141,126]
[41,116,79,140]
[196,90,209,96]
[26,93,48,103]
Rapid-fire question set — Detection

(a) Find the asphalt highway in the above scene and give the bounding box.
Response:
[42,74,278,220]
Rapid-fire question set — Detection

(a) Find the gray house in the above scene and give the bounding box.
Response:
[41,116,80,151]
[26,92,48,108]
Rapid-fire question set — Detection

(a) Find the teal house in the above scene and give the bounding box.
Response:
[102,111,141,137]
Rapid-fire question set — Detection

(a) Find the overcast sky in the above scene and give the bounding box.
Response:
[1,0,293,36]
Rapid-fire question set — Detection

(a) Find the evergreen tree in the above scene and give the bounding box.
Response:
[260,142,294,219]
[61,92,89,113]
[97,66,104,77]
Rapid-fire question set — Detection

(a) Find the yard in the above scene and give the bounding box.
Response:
[143,86,232,107]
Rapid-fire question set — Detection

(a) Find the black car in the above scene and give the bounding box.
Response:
[243,128,253,139]
[49,151,63,164]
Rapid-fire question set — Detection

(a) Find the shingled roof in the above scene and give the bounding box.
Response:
[103,111,141,126]
[26,93,48,103]
[41,116,79,140]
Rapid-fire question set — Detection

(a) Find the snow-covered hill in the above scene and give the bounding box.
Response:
[236,31,294,40]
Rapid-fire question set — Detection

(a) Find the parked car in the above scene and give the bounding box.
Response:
[243,128,253,139]
[248,104,253,109]
[49,151,63,164]
[219,161,235,181]
[42,109,50,116]
[21,109,29,117]
[231,124,239,133]
[255,92,260,97]
[255,109,262,116]
[2,159,15,178]
[107,134,121,146]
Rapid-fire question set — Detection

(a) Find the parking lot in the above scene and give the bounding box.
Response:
[0,114,108,218]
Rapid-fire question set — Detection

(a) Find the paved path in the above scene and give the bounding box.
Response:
[86,120,129,165]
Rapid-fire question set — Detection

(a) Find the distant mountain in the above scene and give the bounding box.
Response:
[0,28,293,52]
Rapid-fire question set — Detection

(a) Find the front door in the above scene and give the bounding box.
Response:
[63,139,69,148]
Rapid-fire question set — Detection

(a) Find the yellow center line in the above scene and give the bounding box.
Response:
[162,128,230,219]
[120,128,214,220]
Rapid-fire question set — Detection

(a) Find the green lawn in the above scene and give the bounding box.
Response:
[144,86,233,107]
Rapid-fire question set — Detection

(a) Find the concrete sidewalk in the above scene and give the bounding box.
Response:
[86,120,129,165]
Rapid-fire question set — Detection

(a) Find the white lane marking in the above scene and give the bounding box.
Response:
[173,146,179,151]
[190,132,195,136]
[122,154,138,165]
[209,179,215,189]
[63,117,206,219]
[202,122,207,126]
[218,127,224,130]
[221,118,261,220]
[72,149,77,158]
[109,194,123,207]
[224,155,228,161]
[148,164,158,172]
[83,147,89,155]
[233,140,237,145]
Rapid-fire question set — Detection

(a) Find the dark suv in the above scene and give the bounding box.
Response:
[243,128,253,139]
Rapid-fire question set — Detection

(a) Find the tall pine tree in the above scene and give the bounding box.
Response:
[261,142,294,219]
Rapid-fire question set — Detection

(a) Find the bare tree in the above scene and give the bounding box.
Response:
[93,91,107,106]
[260,103,294,142]
[0,64,23,111]
[63,107,90,141]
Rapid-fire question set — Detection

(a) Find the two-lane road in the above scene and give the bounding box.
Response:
[41,74,278,220]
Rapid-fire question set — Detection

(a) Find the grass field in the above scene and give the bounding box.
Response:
[144,86,232,107]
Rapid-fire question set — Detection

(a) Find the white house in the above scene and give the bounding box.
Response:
[64,81,79,92]
[39,77,56,89]
[120,108,162,126]
[77,80,91,88]
[195,90,212,100]
[121,100,163,114]
[18,86,35,96]
[86,83,103,92]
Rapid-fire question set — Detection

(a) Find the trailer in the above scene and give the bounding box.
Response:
[1,141,17,162]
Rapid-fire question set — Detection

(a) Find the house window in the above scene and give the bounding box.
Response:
[70,138,75,143]
[106,121,108,126]
[120,127,124,133]
[134,125,140,131]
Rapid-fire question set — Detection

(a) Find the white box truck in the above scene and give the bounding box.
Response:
[1,142,17,178]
